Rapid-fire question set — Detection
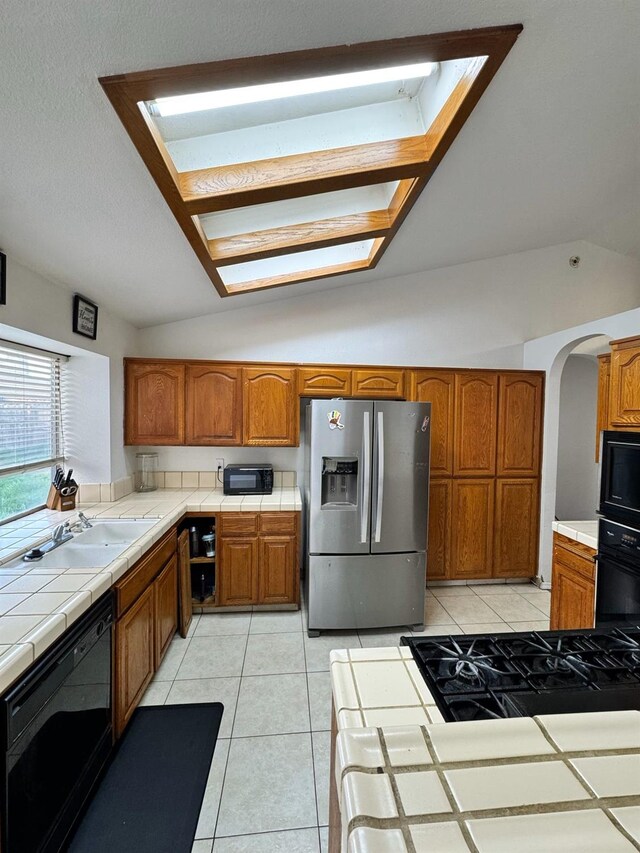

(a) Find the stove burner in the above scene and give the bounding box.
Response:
[403,625,640,722]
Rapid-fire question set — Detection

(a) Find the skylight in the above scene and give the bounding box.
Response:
[100,26,522,296]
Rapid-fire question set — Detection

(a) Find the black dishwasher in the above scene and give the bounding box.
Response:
[1,591,114,853]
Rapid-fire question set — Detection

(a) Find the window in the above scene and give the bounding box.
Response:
[0,342,64,523]
[100,25,521,297]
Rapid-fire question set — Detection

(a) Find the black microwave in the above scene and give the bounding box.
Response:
[599,431,640,526]
[223,464,273,495]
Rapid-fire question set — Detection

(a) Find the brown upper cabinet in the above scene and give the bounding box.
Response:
[453,372,498,476]
[125,361,185,445]
[185,363,242,445]
[596,353,611,461]
[352,368,405,399]
[298,367,352,397]
[609,336,640,428]
[242,367,298,446]
[409,370,455,476]
[496,373,543,477]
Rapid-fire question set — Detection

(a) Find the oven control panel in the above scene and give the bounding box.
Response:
[600,519,640,554]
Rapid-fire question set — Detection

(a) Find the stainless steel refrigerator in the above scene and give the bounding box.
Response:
[304,399,430,636]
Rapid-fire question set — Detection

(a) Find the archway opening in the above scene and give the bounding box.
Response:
[554,334,610,521]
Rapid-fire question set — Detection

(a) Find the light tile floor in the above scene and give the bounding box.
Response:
[140,582,550,852]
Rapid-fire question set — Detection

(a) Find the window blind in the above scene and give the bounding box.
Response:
[0,343,64,476]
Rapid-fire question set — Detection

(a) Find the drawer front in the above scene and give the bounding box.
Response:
[259,512,298,534]
[115,528,177,617]
[553,544,596,581]
[219,513,259,535]
[553,532,597,561]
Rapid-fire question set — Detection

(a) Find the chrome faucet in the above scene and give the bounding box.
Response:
[77,512,93,529]
[23,522,73,561]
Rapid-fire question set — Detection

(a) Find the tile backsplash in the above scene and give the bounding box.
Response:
[78,470,297,503]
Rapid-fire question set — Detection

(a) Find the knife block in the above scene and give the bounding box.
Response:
[46,485,77,512]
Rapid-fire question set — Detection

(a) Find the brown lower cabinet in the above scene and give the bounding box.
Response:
[427,479,451,580]
[218,512,299,606]
[450,479,495,578]
[550,533,596,630]
[493,479,539,577]
[113,529,178,737]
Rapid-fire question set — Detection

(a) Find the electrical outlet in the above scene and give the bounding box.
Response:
[216,457,225,472]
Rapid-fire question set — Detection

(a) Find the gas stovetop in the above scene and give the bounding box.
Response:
[401,626,640,722]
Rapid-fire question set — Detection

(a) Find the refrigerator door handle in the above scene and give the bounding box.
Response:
[374,410,384,543]
[360,410,371,543]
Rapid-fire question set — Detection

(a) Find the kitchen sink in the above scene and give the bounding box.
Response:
[73,519,157,546]
[5,518,156,570]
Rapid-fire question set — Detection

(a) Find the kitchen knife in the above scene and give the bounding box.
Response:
[64,469,73,487]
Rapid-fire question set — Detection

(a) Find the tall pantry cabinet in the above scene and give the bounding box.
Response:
[410,369,544,581]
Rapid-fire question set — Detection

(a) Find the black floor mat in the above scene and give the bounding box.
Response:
[66,703,223,853]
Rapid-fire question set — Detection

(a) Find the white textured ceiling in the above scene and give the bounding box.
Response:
[0,0,639,327]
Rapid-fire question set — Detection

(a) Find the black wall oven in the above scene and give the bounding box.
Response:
[596,518,640,628]
[1,592,113,853]
[599,430,640,527]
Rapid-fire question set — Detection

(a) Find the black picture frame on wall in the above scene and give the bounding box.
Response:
[0,251,6,305]
[73,294,98,340]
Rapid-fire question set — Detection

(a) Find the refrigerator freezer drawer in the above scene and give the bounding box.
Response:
[307,553,425,631]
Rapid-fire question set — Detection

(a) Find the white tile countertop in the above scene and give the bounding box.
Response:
[552,520,598,551]
[0,487,301,693]
[335,711,640,853]
[330,647,640,851]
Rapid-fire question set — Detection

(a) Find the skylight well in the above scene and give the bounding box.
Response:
[100,26,522,296]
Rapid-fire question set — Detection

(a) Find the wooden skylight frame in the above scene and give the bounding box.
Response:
[100,25,522,297]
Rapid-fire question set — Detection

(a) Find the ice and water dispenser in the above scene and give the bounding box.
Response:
[321,457,358,508]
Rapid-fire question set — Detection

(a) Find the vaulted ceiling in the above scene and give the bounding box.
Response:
[0,0,638,326]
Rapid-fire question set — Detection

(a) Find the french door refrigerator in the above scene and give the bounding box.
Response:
[304,399,430,635]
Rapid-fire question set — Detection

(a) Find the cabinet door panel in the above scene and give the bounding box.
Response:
[595,354,611,462]
[186,363,242,445]
[259,536,296,604]
[610,339,640,426]
[352,369,405,399]
[427,479,451,580]
[243,368,298,446]
[493,479,538,578]
[115,585,154,737]
[410,371,455,476]
[154,555,178,668]
[219,537,258,605]
[298,367,352,397]
[177,530,193,638]
[125,361,185,445]
[550,563,595,630]
[497,373,543,476]
[450,479,494,578]
[453,373,498,476]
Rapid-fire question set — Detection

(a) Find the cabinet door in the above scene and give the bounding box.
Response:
[409,370,455,476]
[154,555,178,668]
[352,369,405,399]
[450,479,494,578]
[427,479,451,580]
[114,585,154,737]
[186,363,242,445]
[125,361,185,445]
[298,367,352,397]
[609,338,640,427]
[219,536,258,605]
[595,354,611,462]
[259,536,296,604]
[493,479,539,578]
[243,367,298,446]
[177,530,193,639]
[453,373,498,476]
[550,563,595,630]
[497,373,543,476]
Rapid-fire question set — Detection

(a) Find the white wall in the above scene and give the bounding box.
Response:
[524,307,640,584]
[555,355,600,520]
[139,240,639,367]
[0,257,138,481]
